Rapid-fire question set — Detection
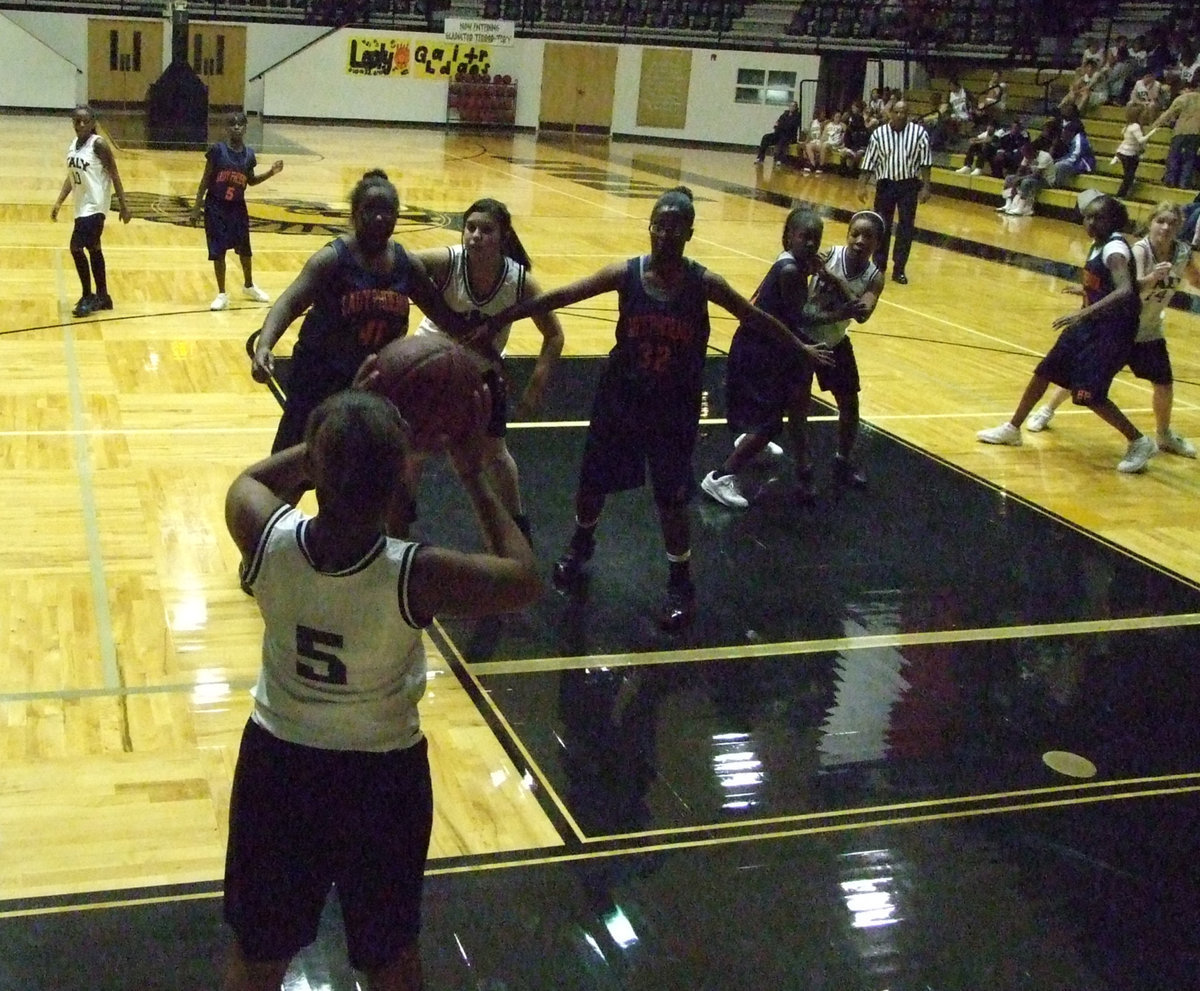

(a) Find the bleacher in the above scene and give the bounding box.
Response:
[927,66,1195,225]
[475,0,744,34]
[784,0,1023,54]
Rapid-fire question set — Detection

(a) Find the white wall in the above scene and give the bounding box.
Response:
[0,12,83,107]
[612,45,822,146]
[0,12,908,149]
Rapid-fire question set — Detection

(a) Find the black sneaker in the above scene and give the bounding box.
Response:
[71,295,94,317]
[90,293,113,311]
[552,534,594,588]
[833,455,867,489]
[658,580,696,633]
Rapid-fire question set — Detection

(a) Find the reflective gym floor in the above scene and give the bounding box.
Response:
[1,113,1198,990]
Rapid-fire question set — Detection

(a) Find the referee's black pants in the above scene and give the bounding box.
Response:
[872,177,920,276]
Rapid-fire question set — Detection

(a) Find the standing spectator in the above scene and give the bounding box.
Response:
[755,100,803,165]
[1150,79,1200,188]
[1113,103,1158,198]
[191,111,282,311]
[50,105,132,318]
[222,389,541,991]
[856,100,933,285]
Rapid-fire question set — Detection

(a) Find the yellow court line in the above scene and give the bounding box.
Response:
[471,611,1200,675]
[577,772,1200,843]
[431,618,589,844]
[5,780,1198,921]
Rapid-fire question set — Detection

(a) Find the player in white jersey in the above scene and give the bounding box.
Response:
[795,211,885,493]
[222,388,540,991]
[1024,201,1200,457]
[411,198,564,542]
[50,106,131,318]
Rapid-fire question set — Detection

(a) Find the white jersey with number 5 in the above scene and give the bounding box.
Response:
[240,505,427,752]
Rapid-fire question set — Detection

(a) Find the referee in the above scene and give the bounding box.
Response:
[856,100,932,285]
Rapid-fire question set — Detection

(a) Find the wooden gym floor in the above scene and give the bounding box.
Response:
[0,112,1198,989]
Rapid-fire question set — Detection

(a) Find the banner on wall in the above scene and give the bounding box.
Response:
[347,37,411,76]
[346,37,493,79]
[444,18,515,46]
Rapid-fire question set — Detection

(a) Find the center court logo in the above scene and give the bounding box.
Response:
[123,192,455,236]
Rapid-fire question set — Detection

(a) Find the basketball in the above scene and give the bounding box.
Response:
[372,335,491,451]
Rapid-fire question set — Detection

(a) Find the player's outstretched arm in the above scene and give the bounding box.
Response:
[252,245,337,380]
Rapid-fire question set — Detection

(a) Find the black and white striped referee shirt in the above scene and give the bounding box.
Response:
[862,121,932,181]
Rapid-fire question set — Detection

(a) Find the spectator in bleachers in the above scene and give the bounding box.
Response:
[840,100,871,175]
[1050,118,1097,188]
[802,108,827,172]
[1127,69,1164,111]
[1106,47,1134,105]
[956,122,1000,176]
[755,101,803,165]
[1150,78,1200,189]
[973,71,1008,124]
[1060,58,1107,113]
[998,141,1056,216]
[945,77,972,140]
[866,88,887,129]
[810,112,846,170]
[1128,35,1149,72]
[1113,102,1157,198]
[919,91,952,151]
[991,116,1031,179]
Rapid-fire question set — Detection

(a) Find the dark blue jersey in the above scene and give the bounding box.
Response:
[608,255,710,401]
[294,239,416,380]
[206,142,256,208]
[1081,231,1139,332]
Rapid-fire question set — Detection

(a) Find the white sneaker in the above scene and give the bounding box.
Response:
[1117,434,1157,473]
[701,470,749,509]
[1157,429,1196,458]
[209,292,230,311]
[977,422,1022,446]
[1026,405,1055,432]
[955,165,971,174]
[970,167,983,176]
[734,433,784,460]
[242,285,270,303]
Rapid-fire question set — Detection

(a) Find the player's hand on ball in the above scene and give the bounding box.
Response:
[352,353,382,392]
[251,345,274,383]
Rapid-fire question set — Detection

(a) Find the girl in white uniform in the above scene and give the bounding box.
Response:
[50,105,131,318]
[795,211,885,492]
[411,198,564,541]
[1025,201,1200,457]
[222,388,540,991]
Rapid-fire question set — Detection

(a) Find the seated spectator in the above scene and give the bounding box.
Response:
[840,100,871,175]
[973,71,1008,124]
[1060,58,1106,113]
[998,141,1056,215]
[1106,47,1134,104]
[755,100,803,165]
[806,111,845,170]
[945,77,971,138]
[991,116,1032,178]
[1128,35,1149,72]
[865,88,886,129]
[1127,69,1164,110]
[1050,118,1097,187]
[920,92,952,151]
[956,122,1000,175]
[801,108,827,171]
